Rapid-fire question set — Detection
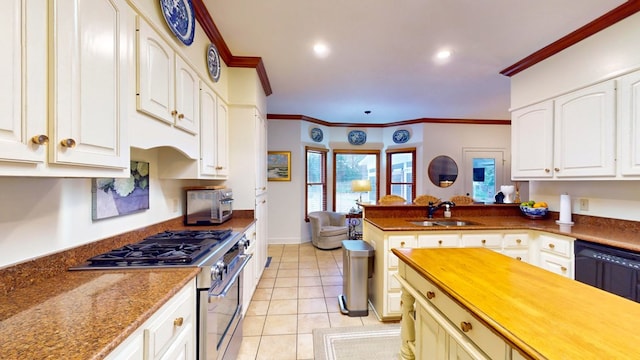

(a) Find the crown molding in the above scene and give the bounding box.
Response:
[267,114,510,127]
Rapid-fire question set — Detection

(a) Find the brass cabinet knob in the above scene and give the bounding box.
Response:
[178,113,185,119]
[561,266,567,272]
[400,241,405,247]
[426,291,435,299]
[60,138,76,148]
[554,167,560,172]
[215,166,223,170]
[481,239,486,245]
[174,317,184,327]
[438,240,443,245]
[516,257,522,261]
[171,110,178,116]
[544,168,551,173]
[548,243,555,249]
[31,135,49,145]
[461,321,473,332]
[516,239,522,244]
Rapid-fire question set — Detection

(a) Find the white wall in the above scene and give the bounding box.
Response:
[267,119,512,245]
[509,11,640,221]
[0,148,200,268]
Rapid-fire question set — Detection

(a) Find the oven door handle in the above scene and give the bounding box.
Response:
[208,253,253,302]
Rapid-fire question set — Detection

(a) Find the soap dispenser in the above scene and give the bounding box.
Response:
[444,204,451,218]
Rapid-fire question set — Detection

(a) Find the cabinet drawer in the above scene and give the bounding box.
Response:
[417,233,459,248]
[503,233,529,248]
[388,235,415,268]
[539,252,573,279]
[539,234,573,258]
[461,233,502,249]
[144,282,195,360]
[405,267,506,359]
[502,249,529,263]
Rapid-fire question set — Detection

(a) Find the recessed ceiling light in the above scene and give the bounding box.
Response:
[436,49,451,59]
[313,43,330,58]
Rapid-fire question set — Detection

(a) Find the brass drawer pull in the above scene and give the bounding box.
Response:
[516,257,522,261]
[516,239,522,244]
[481,239,486,245]
[438,240,443,245]
[561,266,567,272]
[174,317,184,327]
[548,243,555,249]
[400,241,405,247]
[461,321,472,332]
[426,291,435,299]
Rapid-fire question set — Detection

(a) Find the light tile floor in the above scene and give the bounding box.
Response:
[237,243,397,360]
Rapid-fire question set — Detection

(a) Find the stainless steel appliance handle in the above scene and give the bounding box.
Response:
[208,253,253,302]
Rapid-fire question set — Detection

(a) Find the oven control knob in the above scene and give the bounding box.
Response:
[211,262,225,281]
[238,236,250,250]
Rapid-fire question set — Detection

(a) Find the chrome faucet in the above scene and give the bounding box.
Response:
[427,201,455,218]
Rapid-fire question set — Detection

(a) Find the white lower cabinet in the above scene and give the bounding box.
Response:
[535,232,575,279]
[242,224,258,316]
[106,280,196,360]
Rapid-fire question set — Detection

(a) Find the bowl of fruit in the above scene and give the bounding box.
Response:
[519,200,548,219]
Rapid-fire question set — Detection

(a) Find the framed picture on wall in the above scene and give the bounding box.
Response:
[267,151,291,181]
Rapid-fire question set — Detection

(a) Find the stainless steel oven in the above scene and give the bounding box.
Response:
[197,236,251,360]
[69,229,251,360]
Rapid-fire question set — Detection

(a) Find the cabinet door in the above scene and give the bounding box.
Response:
[0,0,47,164]
[618,70,640,176]
[416,304,447,360]
[554,81,616,177]
[511,100,554,178]
[215,100,229,176]
[50,0,130,169]
[199,83,218,176]
[255,194,268,281]
[255,111,268,195]
[137,17,174,125]
[174,56,199,134]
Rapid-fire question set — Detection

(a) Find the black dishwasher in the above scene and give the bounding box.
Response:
[574,240,640,303]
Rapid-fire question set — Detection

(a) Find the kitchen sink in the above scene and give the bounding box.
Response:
[409,221,439,226]
[408,220,479,227]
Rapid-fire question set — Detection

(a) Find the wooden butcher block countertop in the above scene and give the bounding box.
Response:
[393,247,640,359]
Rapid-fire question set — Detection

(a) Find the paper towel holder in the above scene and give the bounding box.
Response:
[556,192,575,226]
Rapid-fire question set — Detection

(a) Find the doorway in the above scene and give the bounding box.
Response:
[462,148,506,203]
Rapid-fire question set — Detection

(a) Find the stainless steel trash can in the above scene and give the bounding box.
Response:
[338,240,374,317]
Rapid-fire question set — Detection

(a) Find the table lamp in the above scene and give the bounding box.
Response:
[351,179,371,203]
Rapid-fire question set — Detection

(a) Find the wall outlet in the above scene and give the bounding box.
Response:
[579,198,589,211]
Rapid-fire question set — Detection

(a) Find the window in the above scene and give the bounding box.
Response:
[463,148,505,203]
[386,148,416,202]
[305,147,328,217]
[333,150,380,213]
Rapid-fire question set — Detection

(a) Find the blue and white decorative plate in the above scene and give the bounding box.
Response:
[160,0,195,46]
[310,128,323,142]
[393,129,410,144]
[207,44,221,82]
[348,130,367,145]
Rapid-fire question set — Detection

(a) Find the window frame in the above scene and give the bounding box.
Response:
[332,149,381,212]
[386,147,416,202]
[305,146,328,219]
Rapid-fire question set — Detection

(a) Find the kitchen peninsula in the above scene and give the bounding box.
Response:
[392,247,640,359]
[361,203,640,321]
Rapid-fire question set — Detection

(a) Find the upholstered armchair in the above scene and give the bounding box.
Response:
[308,211,348,249]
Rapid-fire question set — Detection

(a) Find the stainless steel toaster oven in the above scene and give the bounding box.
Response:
[185,187,233,225]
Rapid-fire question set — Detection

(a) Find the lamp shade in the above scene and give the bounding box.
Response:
[351,179,371,192]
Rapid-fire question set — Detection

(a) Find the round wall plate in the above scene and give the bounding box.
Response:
[393,129,410,144]
[310,128,323,142]
[348,130,367,145]
[160,0,196,46]
[207,44,221,82]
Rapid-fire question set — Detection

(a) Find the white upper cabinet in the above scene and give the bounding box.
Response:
[137,17,198,135]
[618,70,640,176]
[200,82,228,178]
[511,80,617,180]
[49,0,131,170]
[1,0,131,176]
[553,81,616,178]
[511,100,554,178]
